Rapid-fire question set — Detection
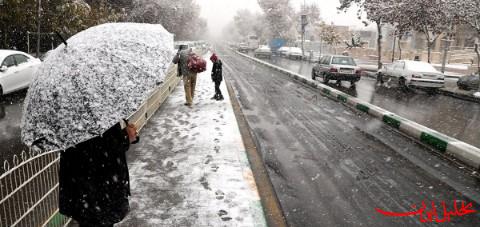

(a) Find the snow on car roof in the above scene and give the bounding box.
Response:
[0,49,31,60]
[290,47,302,53]
[404,60,438,73]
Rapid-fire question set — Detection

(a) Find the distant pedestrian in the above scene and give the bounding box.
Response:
[173,47,198,107]
[210,53,224,100]
[59,120,139,227]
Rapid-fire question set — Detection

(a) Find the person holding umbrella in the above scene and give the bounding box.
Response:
[21,23,175,227]
[58,120,138,227]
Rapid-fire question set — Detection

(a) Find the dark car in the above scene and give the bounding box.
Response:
[311,55,362,85]
[457,73,479,91]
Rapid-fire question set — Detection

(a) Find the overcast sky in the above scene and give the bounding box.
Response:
[197,0,367,39]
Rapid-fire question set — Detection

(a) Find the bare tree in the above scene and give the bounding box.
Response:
[401,0,451,63]
[257,0,297,42]
[129,0,207,40]
[451,0,480,73]
[317,22,342,54]
[339,0,393,69]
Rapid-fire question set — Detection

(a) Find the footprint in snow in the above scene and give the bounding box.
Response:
[215,190,225,200]
[211,164,219,172]
[217,210,232,221]
[204,155,213,164]
[199,176,211,190]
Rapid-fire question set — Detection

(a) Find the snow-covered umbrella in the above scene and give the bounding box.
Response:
[21,23,175,151]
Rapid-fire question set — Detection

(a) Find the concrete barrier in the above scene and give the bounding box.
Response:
[128,65,181,130]
[234,50,480,170]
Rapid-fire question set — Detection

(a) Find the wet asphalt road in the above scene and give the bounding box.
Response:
[250,53,480,149]
[219,46,480,227]
[0,90,28,173]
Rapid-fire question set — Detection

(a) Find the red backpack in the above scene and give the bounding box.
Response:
[187,53,207,73]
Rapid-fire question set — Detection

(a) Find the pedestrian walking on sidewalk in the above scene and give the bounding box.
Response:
[173,47,198,107]
[210,53,224,101]
[59,120,139,227]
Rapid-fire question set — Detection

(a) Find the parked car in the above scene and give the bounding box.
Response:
[377,60,445,92]
[287,47,303,60]
[311,55,362,86]
[254,45,272,59]
[457,73,479,91]
[278,46,291,57]
[174,41,191,51]
[238,43,249,53]
[0,50,41,96]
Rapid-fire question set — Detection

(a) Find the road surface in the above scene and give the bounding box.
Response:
[220,46,480,227]
[250,53,480,149]
[0,91,28,172]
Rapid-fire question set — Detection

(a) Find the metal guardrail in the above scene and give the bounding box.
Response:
[0,65,180,227]
[0,150,69,227]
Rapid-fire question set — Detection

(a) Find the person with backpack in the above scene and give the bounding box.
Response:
[172,47,206,107]
[210,53,224,100]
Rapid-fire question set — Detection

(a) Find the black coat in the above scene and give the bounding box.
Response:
[211,60,223,82]
[59,123,131,226]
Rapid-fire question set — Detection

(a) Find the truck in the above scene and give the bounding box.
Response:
[247,35,259,50]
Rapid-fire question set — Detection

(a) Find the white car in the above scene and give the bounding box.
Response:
[377,60,445,91]
[254,45,272,59]
[0,50,41,96]
[287,47,303,60]
[278,46,291,57]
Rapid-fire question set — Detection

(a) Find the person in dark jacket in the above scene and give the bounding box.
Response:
[58,120,138,227]
[210,53,223,100]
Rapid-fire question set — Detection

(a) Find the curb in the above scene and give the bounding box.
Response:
[226,80,288,227]
[233,50,480,170]
[437,89,480,104]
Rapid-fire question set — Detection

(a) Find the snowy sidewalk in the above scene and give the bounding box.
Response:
[118,60,267,226]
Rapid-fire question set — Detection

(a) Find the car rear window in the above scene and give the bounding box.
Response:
[331,57,356,66]
[14,54,29,64]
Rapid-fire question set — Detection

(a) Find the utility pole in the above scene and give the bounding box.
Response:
[441,23,454,74]
[36,0,41,57]
[391,31,396,62]
[301,0,308,59]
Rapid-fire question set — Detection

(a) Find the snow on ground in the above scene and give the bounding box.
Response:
[432,63,470,70]
[118,57,267,227]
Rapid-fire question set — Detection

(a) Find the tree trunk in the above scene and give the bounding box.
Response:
[427,41,432,63]
[475,43,480,74]
[398,35,402,60]
[391,35,396,62]
[376,21,383,69]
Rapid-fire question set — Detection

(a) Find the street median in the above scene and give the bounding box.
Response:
[233,50,480,170]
